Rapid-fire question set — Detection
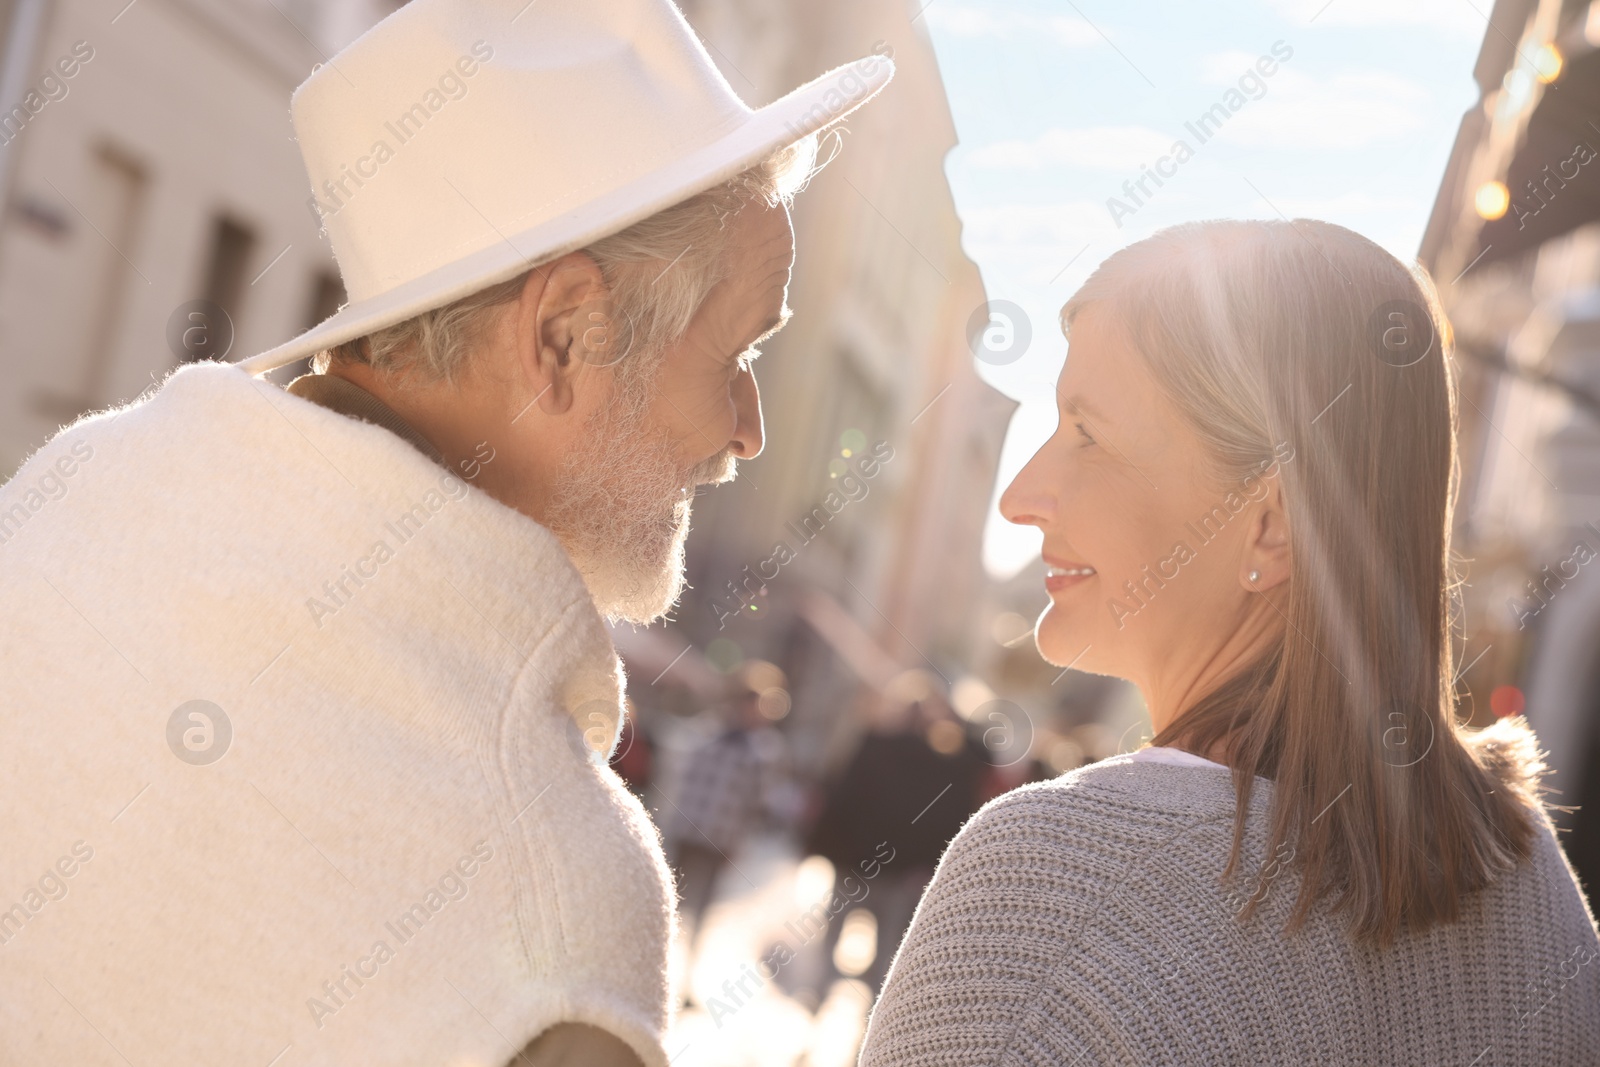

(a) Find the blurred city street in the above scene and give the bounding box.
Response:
[665,836,872,1067]
[5,0,1600,1061]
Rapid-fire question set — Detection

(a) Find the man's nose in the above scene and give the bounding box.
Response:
[728,366,764,459]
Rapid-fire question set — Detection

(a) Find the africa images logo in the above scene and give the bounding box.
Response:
[306,41,495,225]
[306,842,494,1029]
[305,444,495,629]
[0,840,95,947]
[709,439,894,628]
[1106,441,1295,629]
[1106,40,1294,228]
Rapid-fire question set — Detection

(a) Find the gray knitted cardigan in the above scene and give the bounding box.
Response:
[857,755,1600,1066]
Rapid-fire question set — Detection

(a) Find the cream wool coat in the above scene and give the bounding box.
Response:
[0,361,675,1066]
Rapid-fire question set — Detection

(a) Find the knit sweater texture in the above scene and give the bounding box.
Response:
[858,754,1600,1066]
[0,361,675,1066]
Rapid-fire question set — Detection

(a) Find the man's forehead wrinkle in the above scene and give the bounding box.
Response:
[676,206,793,358]
[717,253,791,352]
[749,245,794,296]
[746,208,795,268]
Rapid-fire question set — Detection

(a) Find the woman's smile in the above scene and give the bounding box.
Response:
[1043,554,1096,593]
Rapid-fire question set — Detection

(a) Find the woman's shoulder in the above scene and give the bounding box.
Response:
[864,740,1600,1067]
[958,753,1270,842]
[921,756,1272,910]
[861,758,1290,1066]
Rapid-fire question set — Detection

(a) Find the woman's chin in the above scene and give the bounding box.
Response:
[1034,604,1097,669]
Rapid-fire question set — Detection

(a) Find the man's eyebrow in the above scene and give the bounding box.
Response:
[747,306,793,349]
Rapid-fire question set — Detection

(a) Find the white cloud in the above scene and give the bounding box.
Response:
[966,126,1180,170]
[1259,190,1416,216]
[1189,60,1430,149]
[1267,0,1485,34]
[1198,49,1290,83]
[959,201,1114,248]
[962,57,1433,172]
[923,6,1100,47]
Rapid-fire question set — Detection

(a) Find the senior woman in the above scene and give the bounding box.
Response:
[858,220,1600,1065]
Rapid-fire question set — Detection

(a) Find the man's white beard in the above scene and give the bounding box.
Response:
[544,361,735,625]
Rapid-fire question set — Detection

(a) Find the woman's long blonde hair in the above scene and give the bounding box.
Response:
[1067,219,1549,948]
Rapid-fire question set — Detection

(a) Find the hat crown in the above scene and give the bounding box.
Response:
[293,0,750,303]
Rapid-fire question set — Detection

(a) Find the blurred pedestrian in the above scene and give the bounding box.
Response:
[610,702,655,798]
[662,664,788,948]
[805,670,989,994]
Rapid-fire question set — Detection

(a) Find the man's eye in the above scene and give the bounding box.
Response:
[1074,420,1096,445]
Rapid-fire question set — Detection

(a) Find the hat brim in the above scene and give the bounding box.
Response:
[236,53,894,377]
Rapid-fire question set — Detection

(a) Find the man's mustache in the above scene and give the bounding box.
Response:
[692,447,738,487]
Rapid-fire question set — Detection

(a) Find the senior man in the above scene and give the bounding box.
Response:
[0,1,891,1065]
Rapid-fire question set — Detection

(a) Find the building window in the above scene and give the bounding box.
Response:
[32,141,147,421]
[181,214,255,362]
[303,268,345,329]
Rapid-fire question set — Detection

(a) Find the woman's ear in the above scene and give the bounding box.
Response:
[514,252,610,416]
[1244,477,1292,591]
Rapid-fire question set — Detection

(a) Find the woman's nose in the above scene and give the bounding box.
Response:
[1000,450,1056,527]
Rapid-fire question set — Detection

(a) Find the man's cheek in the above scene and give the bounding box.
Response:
[665,384,739,458]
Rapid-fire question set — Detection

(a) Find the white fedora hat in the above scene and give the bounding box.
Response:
[236,0,894,377]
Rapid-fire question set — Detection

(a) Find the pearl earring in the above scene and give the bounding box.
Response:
[1248,570,1261,583]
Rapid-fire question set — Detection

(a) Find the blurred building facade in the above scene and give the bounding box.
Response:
[1420,0,1600,899]
[655,0,1016,781]
[0,0,418,472]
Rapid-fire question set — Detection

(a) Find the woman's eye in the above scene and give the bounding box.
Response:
[1074,420,1096,446]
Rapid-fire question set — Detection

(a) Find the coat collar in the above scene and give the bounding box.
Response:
[286,371,444,466]
[162,361,624,750]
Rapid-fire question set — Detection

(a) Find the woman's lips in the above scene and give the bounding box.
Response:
[1043,560,1096,593]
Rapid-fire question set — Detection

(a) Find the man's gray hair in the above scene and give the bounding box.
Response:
[315,135,820,381]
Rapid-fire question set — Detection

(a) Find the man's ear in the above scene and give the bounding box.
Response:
[514,252,610,416]
[1244,477,1292,591]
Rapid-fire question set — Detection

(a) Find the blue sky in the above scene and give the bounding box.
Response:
[920,0,1489,577]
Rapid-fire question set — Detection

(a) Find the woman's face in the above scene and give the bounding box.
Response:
[1000,303,1280,711]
